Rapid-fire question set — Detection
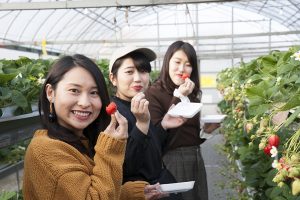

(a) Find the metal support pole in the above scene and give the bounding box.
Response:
[156,12,160,70]
[269,19,272,52]
[231,7,234,67]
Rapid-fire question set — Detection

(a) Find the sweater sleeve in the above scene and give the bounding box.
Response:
[120,181,148,200]
[23,132,126,200]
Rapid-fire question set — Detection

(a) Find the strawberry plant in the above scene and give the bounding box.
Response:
[217,46,300,198]
[0,57,53,117]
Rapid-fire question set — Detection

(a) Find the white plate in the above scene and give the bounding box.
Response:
[200,128,219,139]
[201,114,227,123]
[167,102,202,118]
[160,181,195,194]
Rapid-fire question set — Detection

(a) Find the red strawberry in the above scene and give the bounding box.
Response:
[106,102,117,115]
[181,73,190,80]
[263,144,272,156]
[268,135,280,147]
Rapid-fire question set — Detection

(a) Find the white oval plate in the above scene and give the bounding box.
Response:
[201,114,227,123]
[160,181,195,194]
[167,102,202,118]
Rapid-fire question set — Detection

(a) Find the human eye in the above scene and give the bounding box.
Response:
[186,63,192,67]
[125,70,134,74]
[69,88,79,94]
[90,90,99,96]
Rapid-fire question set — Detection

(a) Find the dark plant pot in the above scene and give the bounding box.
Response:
[0,111,41,149]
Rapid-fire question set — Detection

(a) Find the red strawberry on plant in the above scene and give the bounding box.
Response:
[181,73,190,80]
[268,135,280,147]
[264,144,272,156]
[106,102,117,115]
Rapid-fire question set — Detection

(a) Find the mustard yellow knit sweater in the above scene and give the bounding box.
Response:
[23,130,147,200]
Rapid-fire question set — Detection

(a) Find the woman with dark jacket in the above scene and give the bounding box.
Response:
[109,46,185,199]
[145,41,220,200]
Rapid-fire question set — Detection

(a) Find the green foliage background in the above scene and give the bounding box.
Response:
[217,46,300,199]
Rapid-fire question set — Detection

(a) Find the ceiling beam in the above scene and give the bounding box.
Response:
[0,44,60,56]
[2,30,299,45]
[0,0,238,11]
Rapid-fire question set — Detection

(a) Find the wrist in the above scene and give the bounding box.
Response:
[173,89,190,103]
[161,120,167,130]
[173,88,183,98]
[136,121,150,135]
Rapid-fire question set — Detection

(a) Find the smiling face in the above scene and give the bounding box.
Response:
[110,57,150,101]
[46,66,102,136]
[168,50,193,86]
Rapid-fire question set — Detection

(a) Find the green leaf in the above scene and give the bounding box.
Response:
[0,87,12,100]
[266,85,278,99]
[2,67,18,74]
[11,90,27,108]
[284,107,300,127]
[0,73,18,85]
[259,56,277,74]
[266,169,278,186]
[273,197,288,200]
[270,187,283,198]
[289,46,300,53]
[247,95,265,107]
[248,104,270,116]
[246,74,263,83]
[0,191,17,200]
[246,86,265,99]
[280,93,300,110]
[277,63,295,75]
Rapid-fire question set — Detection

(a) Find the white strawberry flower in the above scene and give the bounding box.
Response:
[291,50,300,61]
[270,146,278,158]
[37,77,45,85]
[16,73,22,78]
[272,159,279,168]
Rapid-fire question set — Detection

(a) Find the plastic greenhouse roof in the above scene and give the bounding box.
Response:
[0,0,299,60]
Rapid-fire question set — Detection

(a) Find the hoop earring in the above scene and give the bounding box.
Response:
[48,102,56,122]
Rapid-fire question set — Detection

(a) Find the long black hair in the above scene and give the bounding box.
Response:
[39,54,111,157]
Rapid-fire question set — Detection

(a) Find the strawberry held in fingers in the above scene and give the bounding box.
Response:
[106,102,117,115]
[181,73,190,80]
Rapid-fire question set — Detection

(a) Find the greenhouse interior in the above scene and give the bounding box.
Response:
[0,0,300,199]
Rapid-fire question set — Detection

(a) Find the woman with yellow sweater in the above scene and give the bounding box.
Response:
[22,54,159,199]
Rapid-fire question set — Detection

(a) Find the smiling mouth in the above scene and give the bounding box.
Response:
[72,110,91,119]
